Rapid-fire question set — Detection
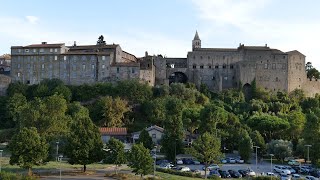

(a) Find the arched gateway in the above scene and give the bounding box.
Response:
[169,72,188,84]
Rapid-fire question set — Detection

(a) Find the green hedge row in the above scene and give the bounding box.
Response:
[156,167,202,178]
[0,172,38,180]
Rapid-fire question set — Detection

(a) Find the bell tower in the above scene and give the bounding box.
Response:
[192,31,201,50]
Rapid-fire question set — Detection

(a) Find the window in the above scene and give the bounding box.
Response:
[54,49,58,52]
[208,65,212,69]
[33,49,36,53]
[18,49,21,53]
[39,48,44,53]
[200,56,203,59]
[272,63,276,69]
[17,72,21,77]
[132,68,135,73]
[193,64,196,69]
[102,56,105,60]
[264,64,268,69]
[152,134,156,138]
[54,56,58,60]
[283,56,286,59]
[102,64,105,69]
[82,64,86,71]
[117,67,120,73]
[200,65,204,69]
[276,77,279,82]
[215,65,219,69]
[25,49,29,53]
[223,64,226,69]
[27,64,30,69]
[17,64,21,68]
[91,64,95,70]
[64,56,67,61]
[50,48,53,52]
[64,64,67,70]
[230,65,234,69]
[41,64,45,69]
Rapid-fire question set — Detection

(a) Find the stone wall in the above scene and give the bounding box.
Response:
[0,74,11,96]
[302,78,320,97]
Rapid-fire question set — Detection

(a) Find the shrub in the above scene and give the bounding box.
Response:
[156,168,202,178]
[252,176,280,180]
[0,172,38,180]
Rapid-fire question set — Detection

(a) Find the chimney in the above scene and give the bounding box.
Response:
[41,42,47,45]
[265,44,268,47]
[74,41,77,47]
[145,51,148,57]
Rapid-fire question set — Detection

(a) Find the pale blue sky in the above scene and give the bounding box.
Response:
[0,0,320,67]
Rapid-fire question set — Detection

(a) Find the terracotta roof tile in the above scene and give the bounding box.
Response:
[99,127,127,135]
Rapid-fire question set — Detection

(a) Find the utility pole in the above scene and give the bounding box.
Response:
[253,146,260,172]
[305,145,312,163]
[56,141,59,162]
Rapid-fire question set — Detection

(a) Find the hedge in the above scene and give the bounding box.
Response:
[156,167,202,178]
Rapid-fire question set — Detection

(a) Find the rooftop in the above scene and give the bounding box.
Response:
[99,127,127,136]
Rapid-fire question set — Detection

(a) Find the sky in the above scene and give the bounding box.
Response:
[0,0,320,67]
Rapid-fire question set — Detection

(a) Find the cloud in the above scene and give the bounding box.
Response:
[25,16,39,24]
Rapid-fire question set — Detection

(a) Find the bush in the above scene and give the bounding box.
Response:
[0,172,38,180]
[208,175,222,180]
[156,168,202,178]
[252,176,280,180]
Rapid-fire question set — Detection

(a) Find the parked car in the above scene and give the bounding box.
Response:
[246,169,256,177]
[218,170,231,178]
[183,158,194,165]
[238,169,249,177]
[284,166,296,174]
[204,164,220,171]
[178,166,191,172]
[156,159,169,165]
[301,166,312,174]
[159,163,172,169]
[193,160,201,165]
[228,170,242,178]
[280,173,291,180]
[274,165,291,175]
[176,159,183,165]
[236,158,245,164]
[193,169,201,174]
[209,170,221,178]
[310,170,320,178]
[226,157,236,163]
[292,174,301,180]
[266,172,277,177]
[288,160,300,166]
[221,159,227,164]
[306,176,318,180]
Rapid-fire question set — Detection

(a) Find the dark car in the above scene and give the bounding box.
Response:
[310,170,320,178]
[209,170,221,178]
[228,170,242,178]
[219,170,231,178]
[183,158,194,165]
[238,169,249,177]
[156,159,169,165]
[291,166,301,174]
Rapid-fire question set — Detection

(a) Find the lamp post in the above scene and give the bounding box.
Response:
[305,145,312,163]
[270,154,274,172]
[174,139,177,166]
[56,141,59,162]
[253,146,260,172]
[59,155,63,180]
[0,149,3,173]
[153,145,157,179]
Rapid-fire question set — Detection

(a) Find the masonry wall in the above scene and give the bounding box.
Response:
[302,79,320,97]
[0,74,11,96]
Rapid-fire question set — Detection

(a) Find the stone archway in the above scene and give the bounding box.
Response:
[169,72,188,84]
[243,83,252,101]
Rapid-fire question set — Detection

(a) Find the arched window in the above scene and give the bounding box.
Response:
[223,64,227,69]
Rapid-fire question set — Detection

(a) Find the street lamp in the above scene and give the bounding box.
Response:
[0,149,3,173]
[270,154,274,173]
[174,139,178,166]
[305,145,312,163]
[56,141,59,162]
[253,146,260,172]
[153,145,157,179]
[59,155,63,180]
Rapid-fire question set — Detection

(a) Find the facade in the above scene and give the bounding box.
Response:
[0,54,11,74]
[10,41,154,86]
[132,125,164,145]
[8,33,319,96]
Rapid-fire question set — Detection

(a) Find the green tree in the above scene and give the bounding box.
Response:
[98,96,131,127]
[286,110,306,149]
[303,109,320,164]
[182,107,201,135]
[65,102,104,172]
[267,139,293,162]
[189,132,222,179]
[307,68,320,80]
[199,103,228,135]
[238,131,253,162]
[6,93,27,128]
[6,82,28,97]
[9,127,48,176]
[116,80,152,104]
[250,130,266,158]
[128,143,153,178]
[137,129,153,150]
[104,138,126,174]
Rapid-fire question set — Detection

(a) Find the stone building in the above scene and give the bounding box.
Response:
[10,39,154,86]
[0,54,11,74]
[154,31,315,96]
